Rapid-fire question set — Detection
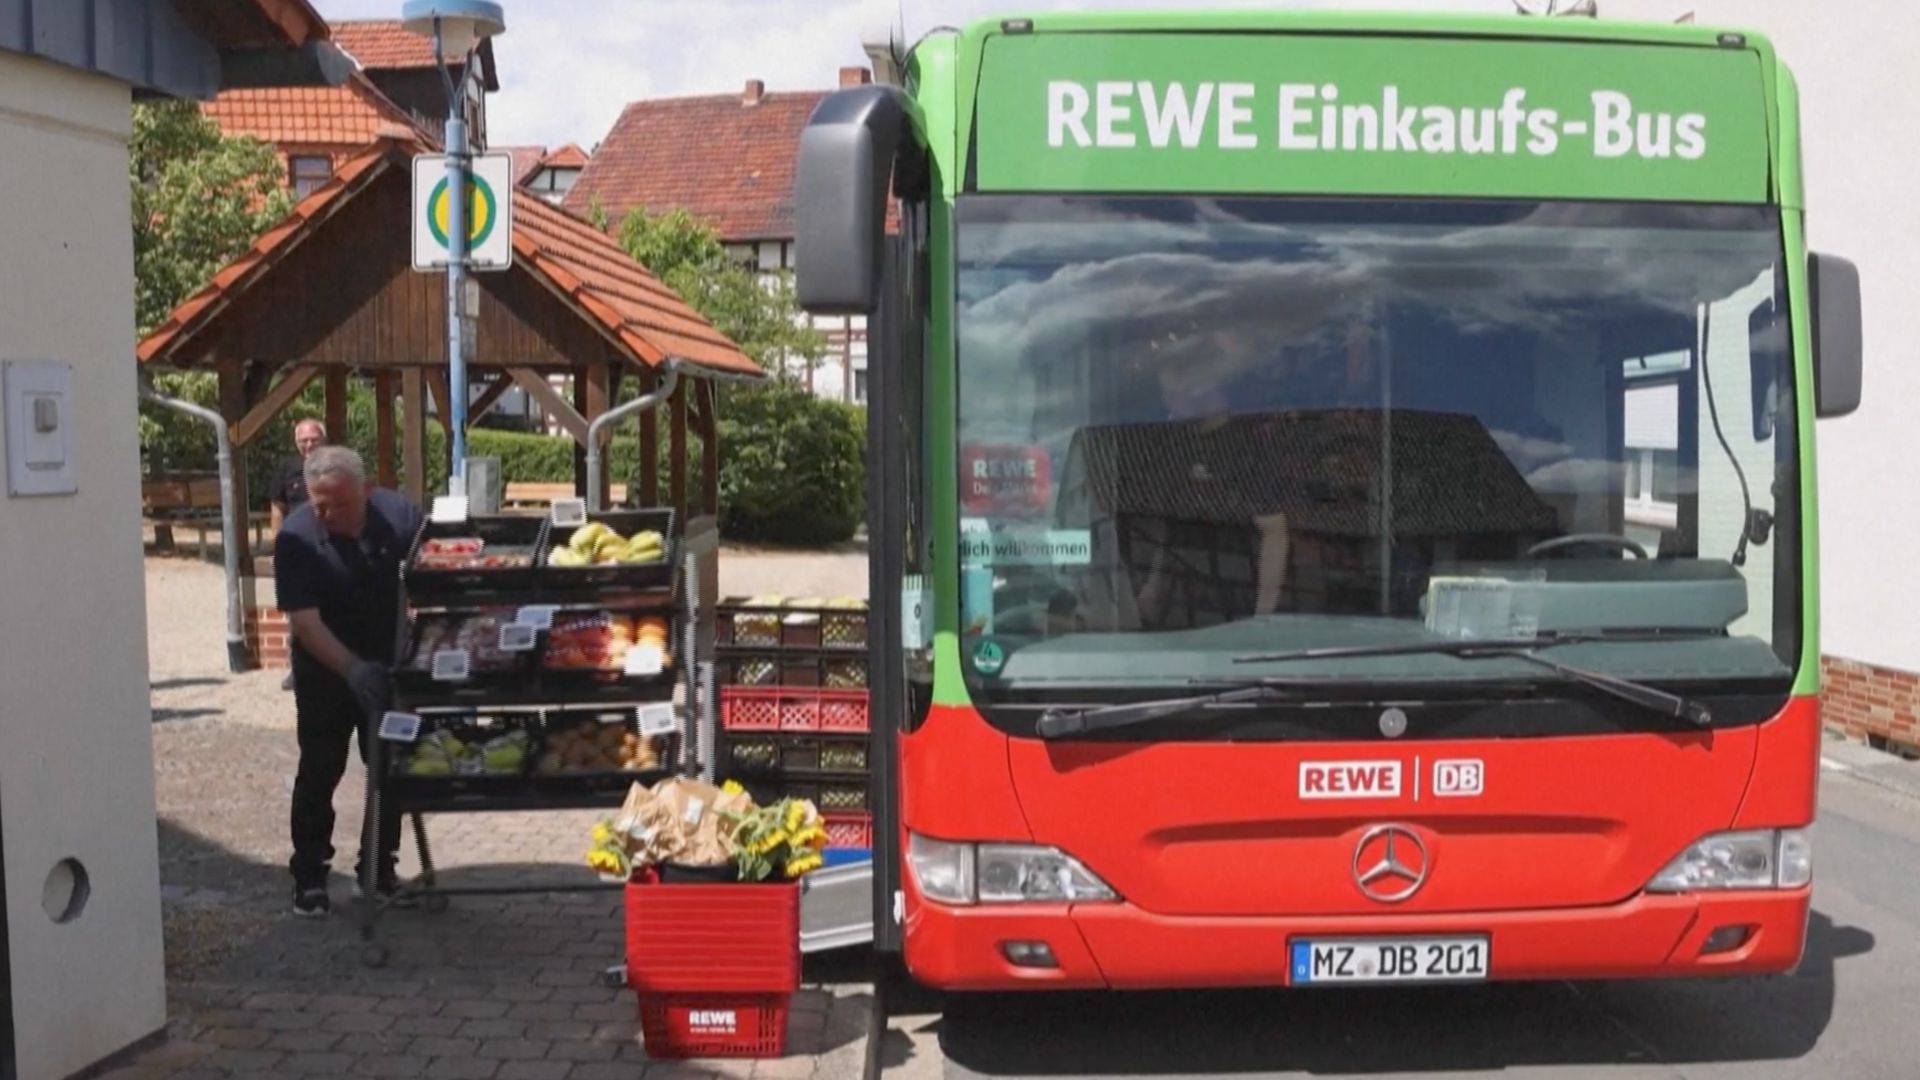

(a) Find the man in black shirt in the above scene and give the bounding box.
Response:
[274,445,422,917]
[273,419,328,692]
[270,418,327,532]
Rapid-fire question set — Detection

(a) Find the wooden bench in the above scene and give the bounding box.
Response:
[502,481,627,509]
[142,473,269,559]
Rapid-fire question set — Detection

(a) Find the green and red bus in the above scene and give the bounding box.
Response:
[795,9,1862,991]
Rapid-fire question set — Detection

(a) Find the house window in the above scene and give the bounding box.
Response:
[527,167,580,201]
[854,368,868,404]
[290,155,333,198]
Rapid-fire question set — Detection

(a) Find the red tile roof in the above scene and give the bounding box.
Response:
[543,143,590,170]
[564,89,829,241]
[137,133,759,380]
[205,71,434,150]
[498,144,548,185]
[331,19,501,90]
[331,19,439,70]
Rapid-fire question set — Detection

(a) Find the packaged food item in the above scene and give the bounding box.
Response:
[405,610,524,673]
[415,537,536,571]
[542,613,672,673]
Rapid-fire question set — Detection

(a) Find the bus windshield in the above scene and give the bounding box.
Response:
[954,195,1799,697]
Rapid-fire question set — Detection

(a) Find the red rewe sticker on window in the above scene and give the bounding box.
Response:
[962,446,1052,514]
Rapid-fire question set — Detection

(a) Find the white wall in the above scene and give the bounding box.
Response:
[1606,0,1919,671]
[0,52,167,1077]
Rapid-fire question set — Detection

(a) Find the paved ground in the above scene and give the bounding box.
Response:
[131,553,873,1080]
[879,752,1920,1079]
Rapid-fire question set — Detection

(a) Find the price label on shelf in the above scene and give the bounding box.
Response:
[624,645,664,678]
[378,711,422,743]
[431,648,471,681]
[515,605,557,631]
[430,494,470,524]
[551,498,587,527]
[636,703,677,736]
[498,623,536,652]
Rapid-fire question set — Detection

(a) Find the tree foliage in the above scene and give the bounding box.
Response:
[131,101,293,338]
[615,207,826,378]
[133,102,296,474]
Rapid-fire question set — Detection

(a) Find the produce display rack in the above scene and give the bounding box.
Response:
[713,599,874,854]
[355,511,720,968]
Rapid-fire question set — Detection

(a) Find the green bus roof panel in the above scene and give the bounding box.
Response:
[973,33,1769,203]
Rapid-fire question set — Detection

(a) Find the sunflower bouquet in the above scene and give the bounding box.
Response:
[721,782,829,882]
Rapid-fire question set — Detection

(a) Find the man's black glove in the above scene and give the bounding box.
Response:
[346,660,392,717]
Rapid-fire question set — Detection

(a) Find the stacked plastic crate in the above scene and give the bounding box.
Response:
[715,598,872,854]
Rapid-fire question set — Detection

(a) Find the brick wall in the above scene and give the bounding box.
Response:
[239,572,288,670]
[243,605,289,670]
[1822,656,1920,753]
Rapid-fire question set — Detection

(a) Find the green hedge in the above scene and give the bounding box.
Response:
[140,376,866,545]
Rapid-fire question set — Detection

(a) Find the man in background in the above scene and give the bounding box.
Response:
[270,418,327,533]
[274,445,421,917]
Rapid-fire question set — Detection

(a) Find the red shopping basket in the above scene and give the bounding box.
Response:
[625,872,801,1059]
[637,992,789,1059]
[624,872,801,992]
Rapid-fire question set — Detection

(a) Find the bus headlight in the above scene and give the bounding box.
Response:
[907,833,1119,905]
[1646,829,1812,892]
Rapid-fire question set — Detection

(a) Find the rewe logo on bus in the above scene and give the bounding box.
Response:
[1299,760,1403,799]
[1047,81,1706,161]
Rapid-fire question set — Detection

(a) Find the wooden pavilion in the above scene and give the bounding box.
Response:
[137,128,762,667]
[140,127,760,514]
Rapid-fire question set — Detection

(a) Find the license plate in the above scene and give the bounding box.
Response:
[1289,935,1490,985]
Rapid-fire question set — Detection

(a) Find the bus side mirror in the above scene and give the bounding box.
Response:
[1809,253,1862,418]
[795,85,917,317]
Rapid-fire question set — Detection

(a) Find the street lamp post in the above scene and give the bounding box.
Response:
[402,1,505,495]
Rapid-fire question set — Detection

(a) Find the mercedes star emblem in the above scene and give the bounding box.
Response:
[1352,823,1431,903]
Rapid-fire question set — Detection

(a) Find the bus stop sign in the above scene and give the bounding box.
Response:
[412,152,514,272]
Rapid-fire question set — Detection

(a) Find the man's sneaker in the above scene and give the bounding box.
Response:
[351,878,419,909]
[292,887,330,919]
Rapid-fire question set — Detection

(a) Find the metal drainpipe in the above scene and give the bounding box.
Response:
[584,361,681,513]
[139,382,248,673]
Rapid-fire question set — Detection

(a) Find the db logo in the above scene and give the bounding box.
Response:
[1433,759,1484,797]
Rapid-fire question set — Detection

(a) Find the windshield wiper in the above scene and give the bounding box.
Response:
[1233,631,1715,728]
[1035,679,1311,741]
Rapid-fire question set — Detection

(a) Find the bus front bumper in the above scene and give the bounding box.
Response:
[904,888,1811,991]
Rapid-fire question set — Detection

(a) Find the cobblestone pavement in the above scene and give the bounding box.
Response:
[135,556,875,1080]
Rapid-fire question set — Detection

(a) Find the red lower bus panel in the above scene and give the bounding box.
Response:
[1732,695,1821,828]
[901,704,1032,842]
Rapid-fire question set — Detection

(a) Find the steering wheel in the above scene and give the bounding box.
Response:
[1526,534,1649,560]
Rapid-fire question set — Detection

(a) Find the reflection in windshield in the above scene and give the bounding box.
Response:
[955,196,1797,686]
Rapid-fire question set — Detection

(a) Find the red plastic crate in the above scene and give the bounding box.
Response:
[818,690,870,733]
[722,687,869,733]
[624,874,801,994]
[720,687,781,731]
[638,992,788,1059]
[823,811,872,850]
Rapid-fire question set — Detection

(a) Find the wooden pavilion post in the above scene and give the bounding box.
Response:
[669,380,688,517]
[401,368,426,503]
[570,368,588,497]
[374,370,398,489]
[324,367,348,445]
[639,367,659,507]
[425,370,453,477]
[699,380,720,518]
[582,362,611,509]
